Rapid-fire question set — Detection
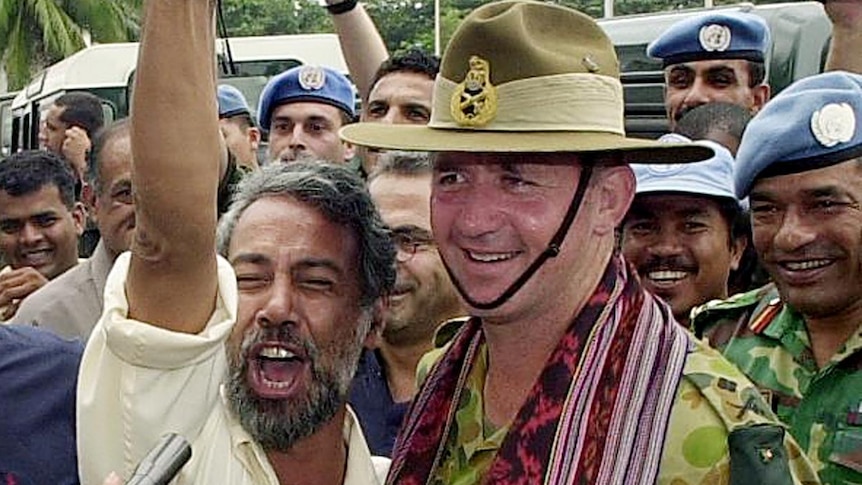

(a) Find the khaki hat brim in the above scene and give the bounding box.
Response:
[340,124,713,164]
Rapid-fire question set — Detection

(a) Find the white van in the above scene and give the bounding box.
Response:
[5,34,348,153]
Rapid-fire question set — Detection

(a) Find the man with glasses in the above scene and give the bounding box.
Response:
[350,151,464,456]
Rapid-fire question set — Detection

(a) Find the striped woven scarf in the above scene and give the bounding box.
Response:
[386,257,692,485]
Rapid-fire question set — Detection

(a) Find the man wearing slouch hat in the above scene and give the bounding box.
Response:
[342,1,821,483]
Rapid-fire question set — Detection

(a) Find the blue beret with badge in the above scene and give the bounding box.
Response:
[633,134,738,201]
[217,84,253,119]
[647,12,770,68]
[735,71,862,198]
[257,65,356,132]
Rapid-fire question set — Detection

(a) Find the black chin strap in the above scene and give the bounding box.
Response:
[445,165,594,311]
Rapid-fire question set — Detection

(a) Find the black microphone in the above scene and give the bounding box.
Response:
[125,433,192,485]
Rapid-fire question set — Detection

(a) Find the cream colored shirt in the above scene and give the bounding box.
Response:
[77,252,390,484]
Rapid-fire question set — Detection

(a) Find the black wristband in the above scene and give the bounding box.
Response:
[326,0,358,15]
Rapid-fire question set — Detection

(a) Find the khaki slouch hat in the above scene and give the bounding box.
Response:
[341,0,711,164]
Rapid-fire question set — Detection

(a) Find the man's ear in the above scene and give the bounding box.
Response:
[71,202,87,236]
[247,127,261,151]
[729,234,748,272]
[82,182,98,221]
[593,165,635,236]
[751,84,771,113]
[343,141,356,164]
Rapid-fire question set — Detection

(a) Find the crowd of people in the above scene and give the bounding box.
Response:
[0,0,860,483]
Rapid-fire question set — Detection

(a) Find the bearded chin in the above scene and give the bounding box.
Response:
[223,330,365,452]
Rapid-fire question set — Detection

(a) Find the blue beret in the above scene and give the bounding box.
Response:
[647,12,770,67]
[257,66,356,132]
[217,84,252,119]
[735,71,862,198]
[633,135,736,200]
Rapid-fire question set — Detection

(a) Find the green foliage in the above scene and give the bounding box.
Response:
[3,0,801,92]
[365,0,435,53]
[0,0,139,90]
[218,0,333,36]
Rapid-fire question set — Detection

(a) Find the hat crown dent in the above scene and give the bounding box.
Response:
[440,0,620,87]
[338,0,714,165]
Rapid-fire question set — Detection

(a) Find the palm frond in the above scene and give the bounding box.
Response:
[4,13,36,90]
[31,0,86,56]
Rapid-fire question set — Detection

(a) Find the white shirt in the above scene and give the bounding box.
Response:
[77,253,389,484]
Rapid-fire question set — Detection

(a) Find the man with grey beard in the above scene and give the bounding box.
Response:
[76,0,395,483]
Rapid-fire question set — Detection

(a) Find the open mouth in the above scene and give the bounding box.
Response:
[643,268,693,290]
[465,250,520,263]
[779,259,832,271]
[248,343,308,399]
[19,248,53,267]
[775,258,835,285]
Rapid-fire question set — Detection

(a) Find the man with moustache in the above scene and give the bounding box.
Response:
[350,151,464,456]
[11,120,136,339]
[647,12,771,131]
[258,65,357,164]
[0,151,85,320]
[341,1,819,483]
[621,136,747,326]
[692,71,862,484]
[76,0,395,483]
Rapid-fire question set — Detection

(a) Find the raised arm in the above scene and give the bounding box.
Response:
[127,0,221,332]
[824,0,862,73]
[326,2,389,101]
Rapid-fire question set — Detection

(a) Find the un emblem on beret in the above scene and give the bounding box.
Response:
[699,24,732,52]
[298,66,326,91]
[450,56,498,127]
[810,103,856,148]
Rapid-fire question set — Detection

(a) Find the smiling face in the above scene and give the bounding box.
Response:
[368,173,462,346]
[664,60,768,130]
[749,159,862,319]
[430,152,632,325]
[0,185,84,279]
[621,193,744,323]
[224,195,370,451]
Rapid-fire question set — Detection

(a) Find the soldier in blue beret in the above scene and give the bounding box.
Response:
[218,84,260,171]
[692,71,862,485]
[647,12,771,131]
[257,65,357,165]
[621,135,747,326]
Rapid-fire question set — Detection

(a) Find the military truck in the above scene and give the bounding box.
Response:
[598,1,832,139]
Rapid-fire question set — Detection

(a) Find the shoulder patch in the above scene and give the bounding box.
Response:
[690,285,777,335]
[728,424,793,485]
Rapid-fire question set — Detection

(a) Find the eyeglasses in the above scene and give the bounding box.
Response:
[391,227,436,262]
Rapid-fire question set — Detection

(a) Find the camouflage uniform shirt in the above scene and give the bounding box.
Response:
[692,284,862,484]
[416,319,821,485]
